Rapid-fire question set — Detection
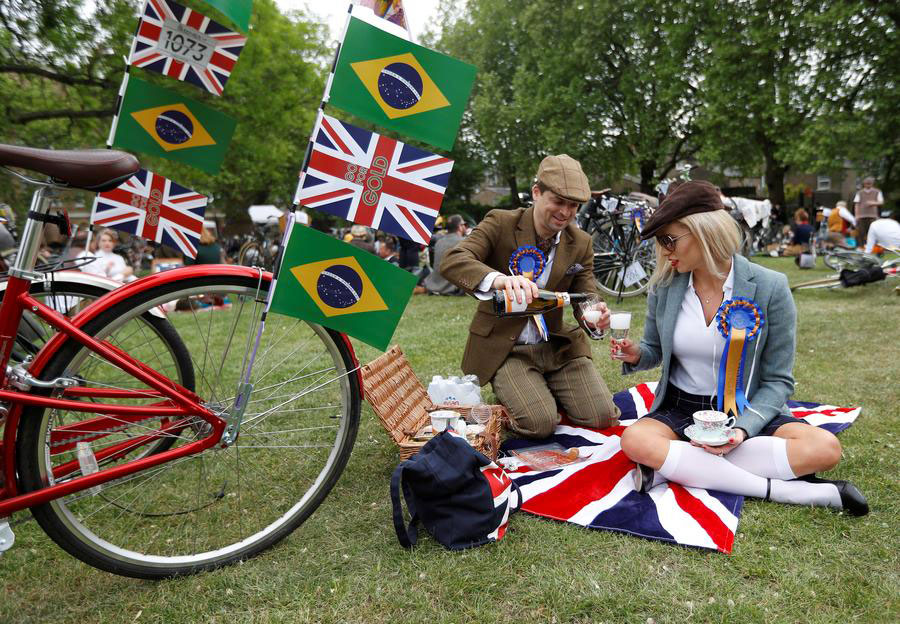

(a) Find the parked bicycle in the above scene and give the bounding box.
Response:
[0,144,361,579]
[238,205,284,270]
[791,247,900,291]
[577,192,656,299]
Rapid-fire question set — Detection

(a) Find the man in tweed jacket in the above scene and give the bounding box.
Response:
[441,155,620,438]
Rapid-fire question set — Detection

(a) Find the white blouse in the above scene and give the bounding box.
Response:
[78,249,129,282]
[668,261,735,396]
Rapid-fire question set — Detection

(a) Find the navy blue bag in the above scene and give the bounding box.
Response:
[390,432,521,550]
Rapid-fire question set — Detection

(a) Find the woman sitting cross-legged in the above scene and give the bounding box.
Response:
[611,180,868,516]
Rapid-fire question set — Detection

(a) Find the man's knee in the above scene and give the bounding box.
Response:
[507,404,560,439]
[566,400,620,429]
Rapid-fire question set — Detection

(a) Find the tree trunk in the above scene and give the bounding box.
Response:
[639,161,656,195]
[763,150,787,219]
[881,153,896,196]
[507,174,519,208]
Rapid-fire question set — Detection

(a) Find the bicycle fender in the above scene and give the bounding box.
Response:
[25,265,273,379]
[24,265,362,391]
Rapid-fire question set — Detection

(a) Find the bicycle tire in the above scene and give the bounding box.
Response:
[16,272,361,579]
[13,278,195,457]
[238,240,265,268]
[11,280,193,384]
[591,230,655,298]
[823,249,880,272]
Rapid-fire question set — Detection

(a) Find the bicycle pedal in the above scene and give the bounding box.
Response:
[0,520,14,554]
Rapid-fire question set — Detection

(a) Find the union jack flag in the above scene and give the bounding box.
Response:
[503,383,860,553]
[90,169,207,258]
[295,113,453,245]
[129,0,246,96]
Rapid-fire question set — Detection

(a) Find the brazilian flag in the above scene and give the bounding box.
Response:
[112,75,236,175]
[199,0,252,32]
[269,223,417,351]
[329,16,477,151]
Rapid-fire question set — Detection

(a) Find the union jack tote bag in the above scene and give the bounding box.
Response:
[390,432,520,550]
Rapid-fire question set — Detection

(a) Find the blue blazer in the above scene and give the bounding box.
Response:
[624,255,796,437]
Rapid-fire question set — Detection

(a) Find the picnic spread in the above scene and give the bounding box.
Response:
[363,351,861,553]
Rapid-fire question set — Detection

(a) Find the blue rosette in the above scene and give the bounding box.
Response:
[508,245,546,281]
[715,298,765,417]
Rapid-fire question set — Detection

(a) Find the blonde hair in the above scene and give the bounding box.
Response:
[648,209,741,289]
[199,227,216,245]
[90,228,119,252]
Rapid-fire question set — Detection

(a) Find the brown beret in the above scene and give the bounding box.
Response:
[640,180,724,240]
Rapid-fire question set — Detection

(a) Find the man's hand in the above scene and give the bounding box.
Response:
[492,274,539,304]
[580,300,610,330]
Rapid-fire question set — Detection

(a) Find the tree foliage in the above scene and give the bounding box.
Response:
[0,0,328,219]
[436,0,706,198]
[438,0,896,207]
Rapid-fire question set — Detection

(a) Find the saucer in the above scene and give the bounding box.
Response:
[684,424,732,447]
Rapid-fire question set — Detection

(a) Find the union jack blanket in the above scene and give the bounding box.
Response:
[502,383,860,553]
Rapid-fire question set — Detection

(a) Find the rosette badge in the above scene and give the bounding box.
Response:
[715,298,765,418]
[508,245,549,340]
[509,245,546,281]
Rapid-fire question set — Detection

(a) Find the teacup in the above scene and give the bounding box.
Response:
[692,410,735,438]
[430,410,464,433]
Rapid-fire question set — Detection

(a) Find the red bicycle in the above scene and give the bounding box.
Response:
[0,144,361,579]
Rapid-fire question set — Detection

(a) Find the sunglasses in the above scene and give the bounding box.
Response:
[656,232,691,252]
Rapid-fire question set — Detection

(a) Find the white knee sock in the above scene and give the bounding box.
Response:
[658,441,841,508]
[725,436,796,480]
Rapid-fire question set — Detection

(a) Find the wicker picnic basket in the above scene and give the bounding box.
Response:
[361,345,507,460]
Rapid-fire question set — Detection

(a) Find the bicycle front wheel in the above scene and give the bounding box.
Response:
[16,271,361,579]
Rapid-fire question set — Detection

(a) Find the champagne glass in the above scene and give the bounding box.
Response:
[609,312,632,358]
[577,294,607,340]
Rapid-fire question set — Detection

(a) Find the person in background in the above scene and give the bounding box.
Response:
[790,208,814,249]
[398,236,422,271]
[424,214,465,295]
[184,226,226,265]
[611,180,867,516]
[853,177,884,246]
[377,235,400,265]
[78,229,134,282]
[823,201,856,248]
[864,216,900,254]
[349,224,375,254]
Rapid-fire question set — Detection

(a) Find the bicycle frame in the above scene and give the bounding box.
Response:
[0,187,363,519]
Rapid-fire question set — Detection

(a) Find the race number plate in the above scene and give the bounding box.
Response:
[157,19,217,67]
[619,261,648,287]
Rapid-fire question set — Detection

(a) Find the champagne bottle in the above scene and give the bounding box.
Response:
[492,289,590,317]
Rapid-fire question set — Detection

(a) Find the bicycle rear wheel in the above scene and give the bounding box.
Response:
[823,249,880,272]
[16,271,361,579]
[238,240,266,269]
[592,229,655,297]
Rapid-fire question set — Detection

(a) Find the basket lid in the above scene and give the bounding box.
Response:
[361,345,434,443]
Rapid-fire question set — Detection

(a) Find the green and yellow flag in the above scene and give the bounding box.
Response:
[112,75,237,175]
[269,223,417,350]
[199,0,252,32]
[329,16,477,150]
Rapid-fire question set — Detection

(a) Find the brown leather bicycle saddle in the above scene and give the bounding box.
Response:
[0,144,140,192]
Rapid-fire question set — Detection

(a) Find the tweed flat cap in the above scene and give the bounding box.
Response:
[536,154,591,203]
[640,180,724,240]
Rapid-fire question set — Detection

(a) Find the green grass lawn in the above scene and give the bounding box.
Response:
[1,257,898,623]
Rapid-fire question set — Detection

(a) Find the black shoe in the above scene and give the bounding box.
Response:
[799,475,869,516]
[633,463,655,494]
